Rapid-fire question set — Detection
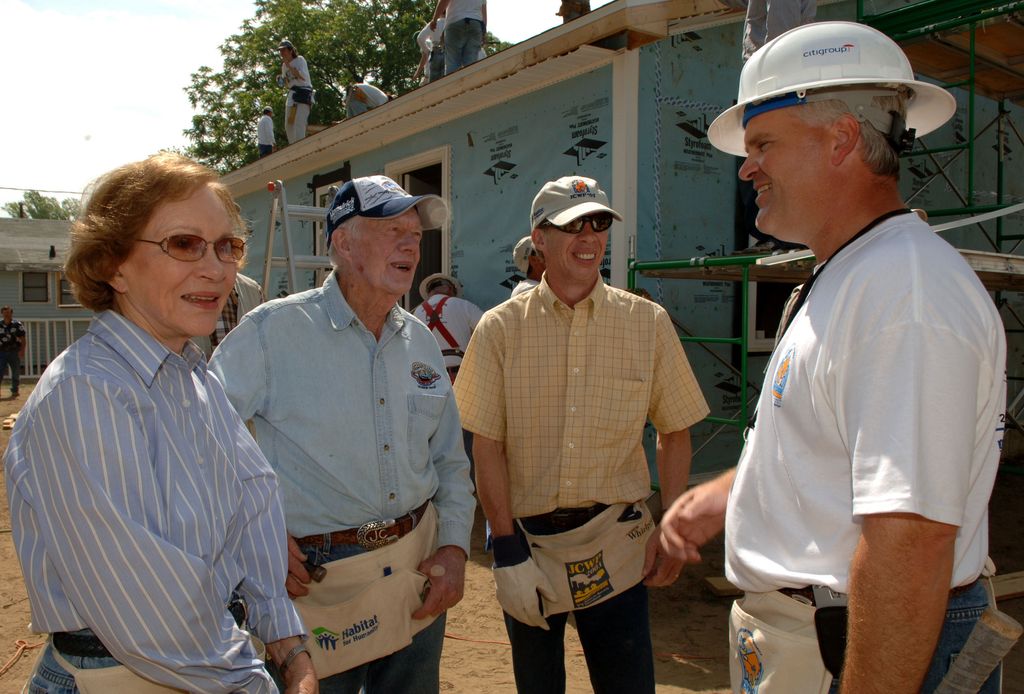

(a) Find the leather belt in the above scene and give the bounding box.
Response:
[297,500,430,551]
[779,579,979,607]
[52,630,112,659]
[949,579,980,597]
[520,503,609,532]
[778,585,817,605]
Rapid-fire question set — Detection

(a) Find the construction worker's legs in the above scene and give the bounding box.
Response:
[444,19,483,75]
[0,351,19,395]
[504,582,654,694]
[285,95,310,143]
[428,48,445,82]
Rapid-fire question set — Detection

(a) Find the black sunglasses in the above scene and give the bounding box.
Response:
[540,213,614,234]
[136,234,246,263]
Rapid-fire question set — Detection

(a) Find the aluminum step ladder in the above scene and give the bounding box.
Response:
[263,180,333,296]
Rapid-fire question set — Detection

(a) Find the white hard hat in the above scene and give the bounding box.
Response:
[708,21,957,157]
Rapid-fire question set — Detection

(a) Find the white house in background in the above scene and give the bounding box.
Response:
[0,218,92,377]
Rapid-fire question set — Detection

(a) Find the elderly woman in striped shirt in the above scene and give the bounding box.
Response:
[4,153,317,693]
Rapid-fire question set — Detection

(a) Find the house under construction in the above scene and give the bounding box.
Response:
[222,0,1024,477]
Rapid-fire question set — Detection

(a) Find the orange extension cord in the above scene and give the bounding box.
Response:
[0,639,45,678]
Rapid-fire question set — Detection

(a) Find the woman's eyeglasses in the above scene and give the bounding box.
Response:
[136,234,246,263]
[539,213,614,234]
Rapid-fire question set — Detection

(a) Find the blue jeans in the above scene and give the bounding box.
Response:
[27,638,119,694]
[503,581,655,694]
[428,48,445,82]
[0,351,20,394]
[828,580,1000,693]
[289,539,446,694]
[443,18,483,74]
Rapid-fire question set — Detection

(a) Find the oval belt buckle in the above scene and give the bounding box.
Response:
[357,519,398,550]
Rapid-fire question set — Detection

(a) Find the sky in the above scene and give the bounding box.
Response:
[0,0,613,217]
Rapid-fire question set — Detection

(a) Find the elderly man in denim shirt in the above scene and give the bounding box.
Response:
[210,175,475,694]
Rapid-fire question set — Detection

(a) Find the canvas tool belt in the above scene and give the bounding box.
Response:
[518,501,652,616]
[293,502,439,678]
[290,86,313,105]
[49,649,188,694]
[729,591,832,694]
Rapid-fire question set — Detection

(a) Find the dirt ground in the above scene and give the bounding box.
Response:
[0,384,1021,693]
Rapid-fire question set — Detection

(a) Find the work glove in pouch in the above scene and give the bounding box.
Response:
[491,532,556,630]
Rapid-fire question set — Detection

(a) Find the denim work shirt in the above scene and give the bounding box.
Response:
[4,310,303,693]
[209,272,474,554]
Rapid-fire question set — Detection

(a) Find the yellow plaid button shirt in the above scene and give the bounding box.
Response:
[455,277,709,517]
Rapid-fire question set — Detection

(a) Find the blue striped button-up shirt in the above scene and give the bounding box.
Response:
[4,311,304,693]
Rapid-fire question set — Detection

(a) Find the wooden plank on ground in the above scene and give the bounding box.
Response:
[994,571,1024,601]
[704,576,742,597]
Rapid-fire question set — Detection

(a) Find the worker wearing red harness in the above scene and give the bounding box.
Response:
[414,272,483,382]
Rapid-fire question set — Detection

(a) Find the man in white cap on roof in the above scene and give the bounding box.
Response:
[257,106,276,158]
[510,235,545,297]
[210,174,475,694]
[414,272,483,383]
[454,175,709,693]
[659,21,1005,693]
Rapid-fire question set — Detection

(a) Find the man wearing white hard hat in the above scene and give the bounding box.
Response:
[211,175,475,694]
[455,176,709,693]
[660,21,1005,693]
[510,235,545,297]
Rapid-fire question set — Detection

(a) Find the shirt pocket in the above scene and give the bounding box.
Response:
[407,393,448,453]
[594,378,649,439]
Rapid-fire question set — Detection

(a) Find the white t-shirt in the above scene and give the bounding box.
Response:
[445,0,485,24]
[348,83,388,109]
[510,279,539,297]
[417,19,445,53]
[257,115,274,146]
[413,294,484,368]
[282,55,311,89]
[726,213,1005,594]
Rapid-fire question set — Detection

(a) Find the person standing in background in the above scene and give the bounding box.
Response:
[278,39,313,143]
[345,83,389,118]
[258,107,276,158]
[0,305,26,398]
[430,0,486,75]
[556,1,590,23]
[414,19,446,85]
[510,235,545,297]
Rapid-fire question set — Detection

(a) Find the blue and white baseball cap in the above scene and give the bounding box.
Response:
[325,175,448,243]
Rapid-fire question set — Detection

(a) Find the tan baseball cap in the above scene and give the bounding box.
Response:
[418,272,462,301]
[512,236,537,273]
[529,176,622,229]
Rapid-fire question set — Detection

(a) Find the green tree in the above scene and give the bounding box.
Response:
[2,191,81,220]
[184,0,511,172]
